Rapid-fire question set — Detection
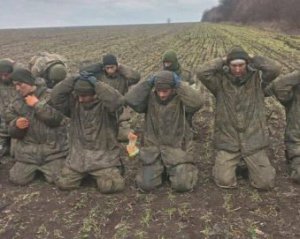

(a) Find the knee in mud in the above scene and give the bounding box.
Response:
[170,164,198,192]
[213,173,237,189]
[9,167,34,186]
[135,174,158,192]
[212,164,237,189]
[251,168,275,190]
[56,178,80,190]
[290,168,300,184]
[135,163,164,192]
[97,173,125,194]
[9,174,32,186]
[289,159,300,184]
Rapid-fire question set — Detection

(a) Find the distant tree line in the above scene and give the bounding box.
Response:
[202,0,300,28]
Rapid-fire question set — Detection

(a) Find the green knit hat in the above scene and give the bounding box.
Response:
[162,50,179,71]
[10,68,35,85]
[226,46,250,64]
[48,63,67,83]
[154,70,175,90]
[0,59,14,73]
[74,79,95,95]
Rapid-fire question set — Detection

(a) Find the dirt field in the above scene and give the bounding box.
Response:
[0,23,299,239]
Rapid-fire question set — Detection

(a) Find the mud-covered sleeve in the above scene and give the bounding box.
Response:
[51,76,76,117]
[33,93,67,127]
[176,82,203,113]
[183,70,195,85]
[264,70,300,103]
[251,56,281,84]
[124,80,152,113]
[4,101,27,139]
[94,81,124,112]
[80,63,103,75]
[7,119,28,139]
[118,64,141,86]
[196,58,223,95]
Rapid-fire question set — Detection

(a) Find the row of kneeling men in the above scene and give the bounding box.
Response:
[0,46,299,193]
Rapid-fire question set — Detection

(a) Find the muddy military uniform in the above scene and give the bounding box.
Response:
[265,70,300,183]
[81,54,140,141]
[81,55,140,96]
[0,60,18,158]
[197,49,280,190]
[29,52,67,89]
[51,74,125,193]
[162,50,194,85]
[5,69,68,185]
[125,71,202,192]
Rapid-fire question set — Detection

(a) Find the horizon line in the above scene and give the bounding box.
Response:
[0,21,202,31]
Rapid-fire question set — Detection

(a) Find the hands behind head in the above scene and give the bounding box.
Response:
[25,95,39,107]
[16,117,29,129]
[147,75,156,87]
[147,73,181,88]
[79,71,97,86]
[172,72,181,87]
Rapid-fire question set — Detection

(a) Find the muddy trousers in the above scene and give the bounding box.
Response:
[117,106,133,142]
[56,166,125,193]
[288,156,300,183]
[213,149,276,190]
[117,121,131,142]
[9,160,64,186]
[0,121,10,158]
[136,161,198,192]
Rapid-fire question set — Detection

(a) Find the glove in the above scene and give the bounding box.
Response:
[25,95,39,107]
[148,75,156,87]
[79,71,97,86]
[87,76,97,86]
[16,117,29,129]
[173,72,181,88]
[80,71,94,78]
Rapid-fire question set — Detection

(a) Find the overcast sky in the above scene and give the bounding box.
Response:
[0,0,218,29]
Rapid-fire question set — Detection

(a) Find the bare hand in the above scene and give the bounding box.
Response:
[16,117,29,129]
[25,95,39,107]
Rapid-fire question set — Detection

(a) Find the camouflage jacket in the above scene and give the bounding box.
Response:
[29,52,66,78]
[125,81,202,166]
[265,70,300,158]
[5,86,68,165]
[0,81,17,115]
[197,56,281,155]
[51,76,124,173]
[80,63,141,95]
[174,65,194,85]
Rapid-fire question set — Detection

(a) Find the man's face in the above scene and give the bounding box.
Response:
[78,94,96,104]
[229,61,247,77]
[0,72,12,83]
[163,61,172,69]
[14,82,35,97]
[104,65,118,77]
[156,88,175,102]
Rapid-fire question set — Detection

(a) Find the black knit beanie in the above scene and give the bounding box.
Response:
[74,79,95,95]
[0,59,14,73]
[11,68,35,85]
[102,54,118,66]
[226,46,250,64]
